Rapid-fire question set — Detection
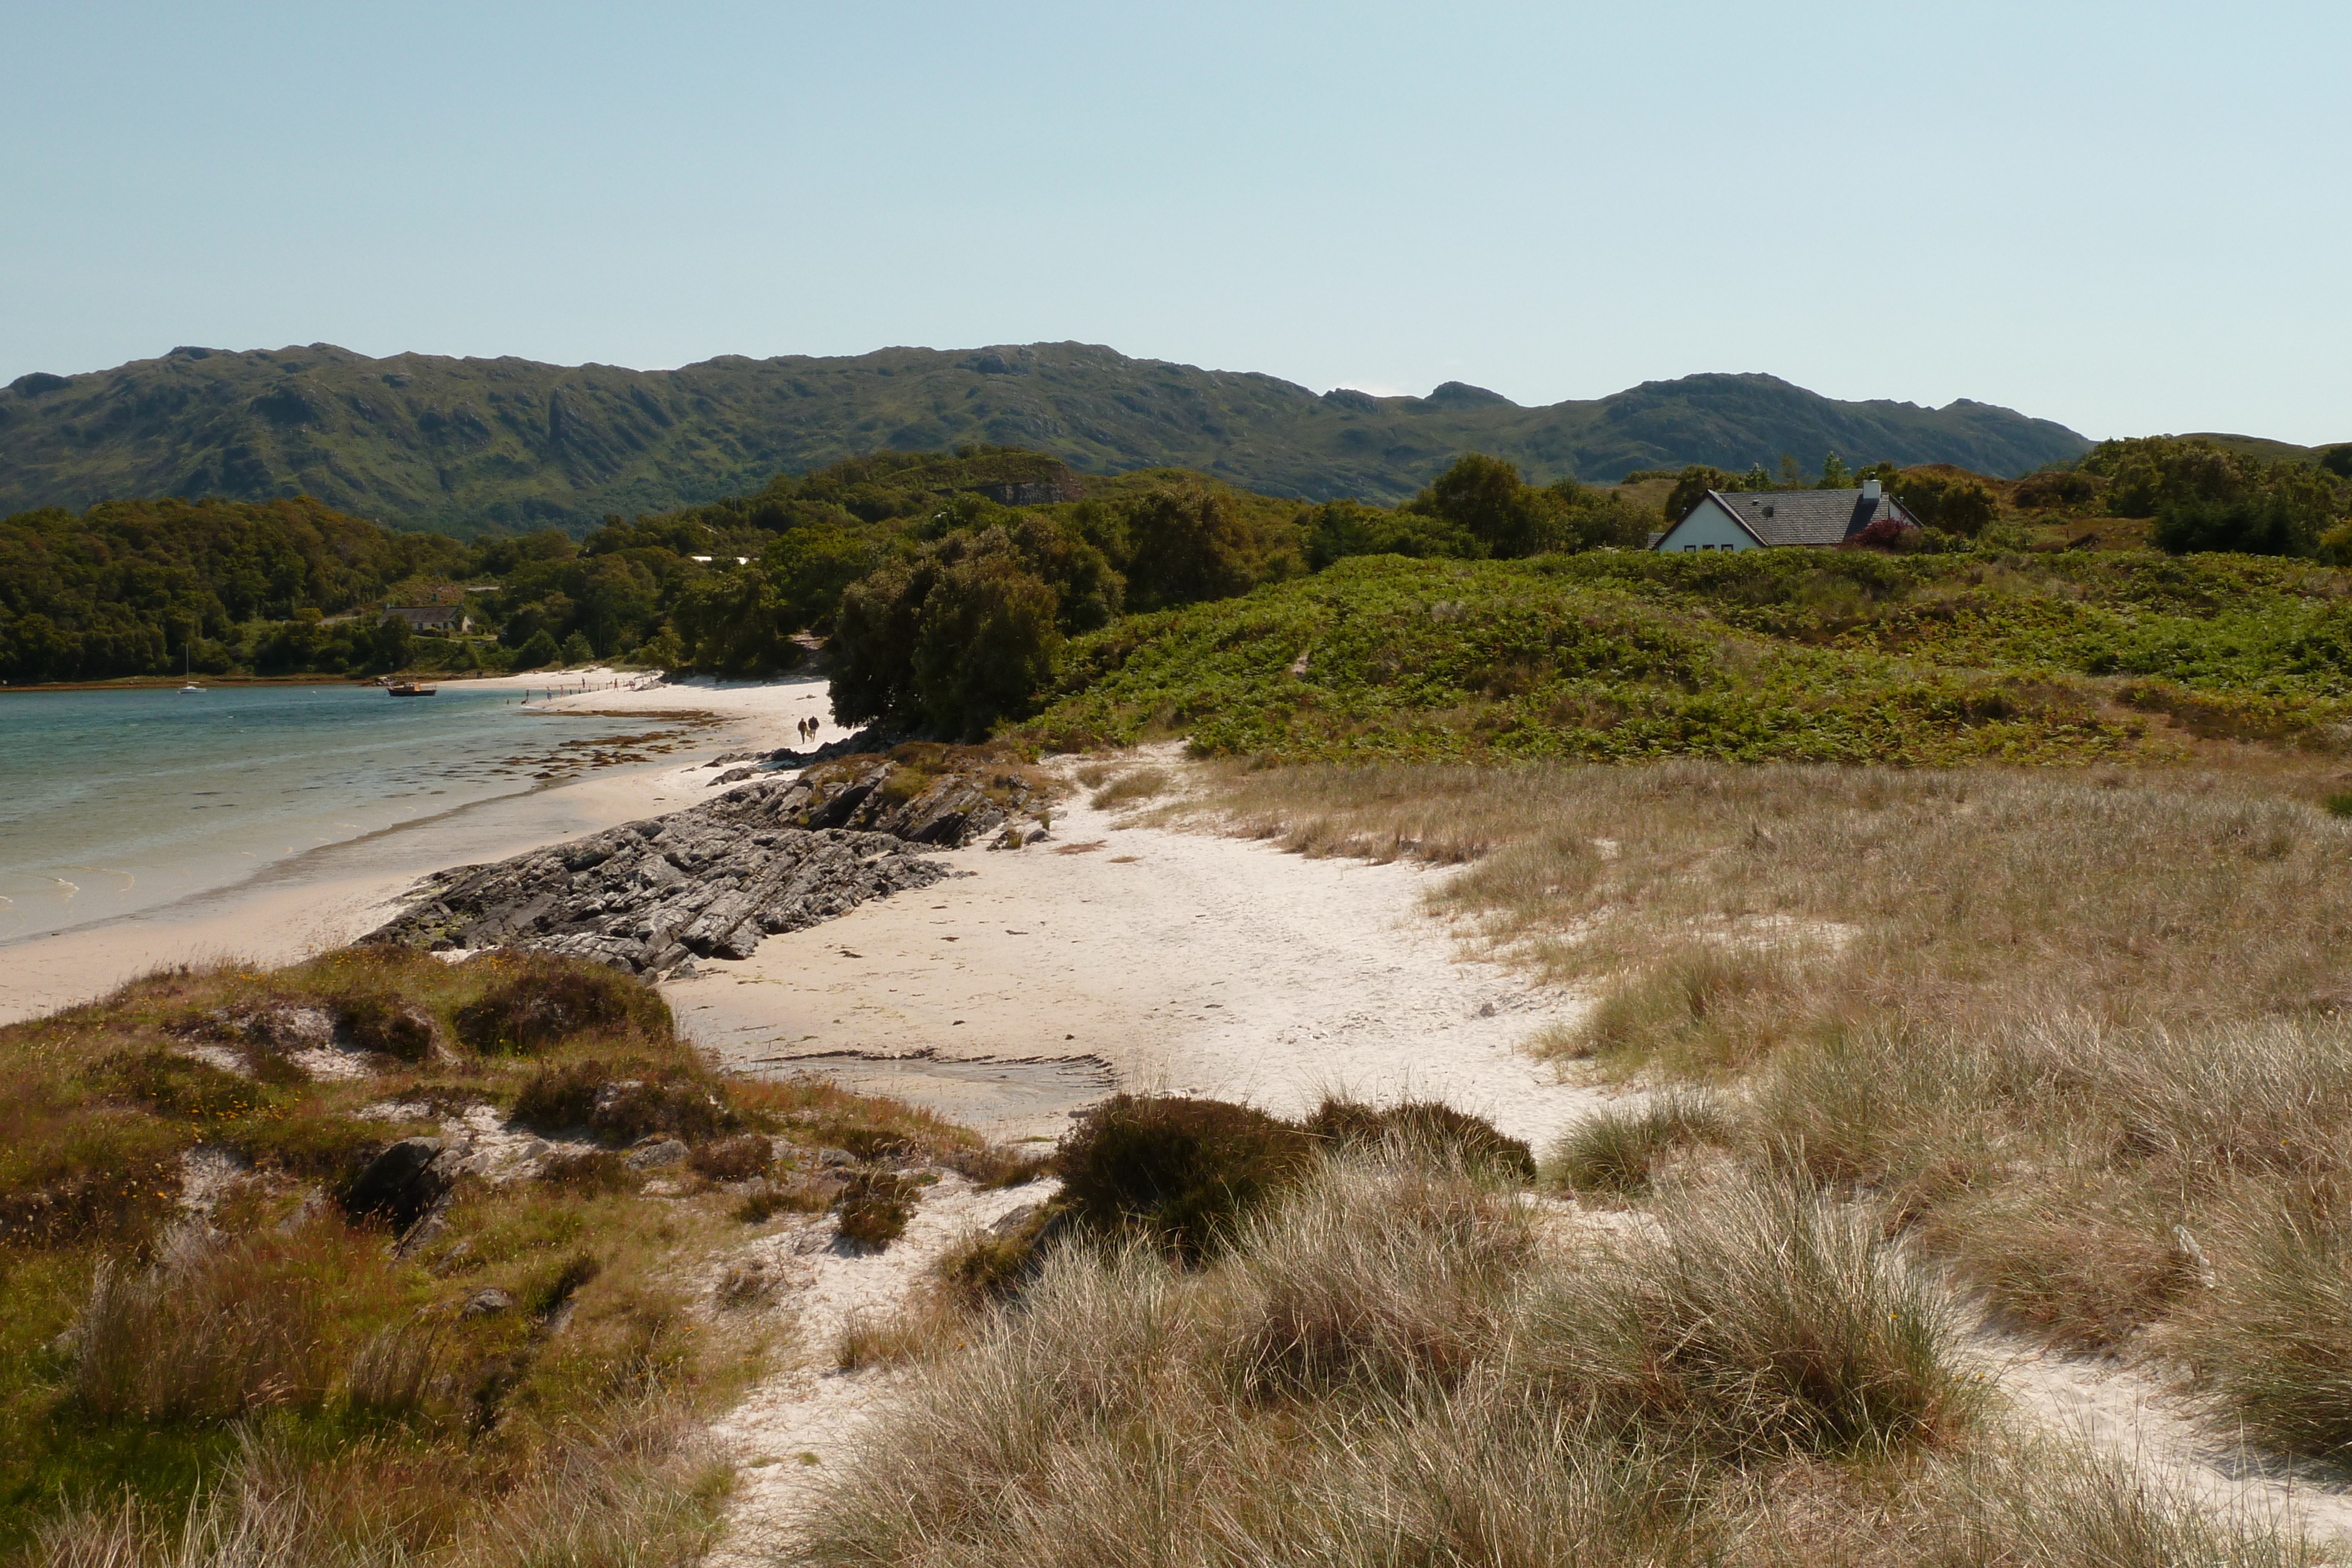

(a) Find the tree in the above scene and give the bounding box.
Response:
[1892,470,2000,537]
[908,548,1062,739]
[2088,436,2347,556]
[513,628,560,670]
[559,630,596,664]
[1408,454,1577,558]
[1304,499,1476,568]
[670,567,804,678]
[831,529,1066,737]
[1124,489,1258,610]
[368,616,414,673]
[1819,452,1855,488]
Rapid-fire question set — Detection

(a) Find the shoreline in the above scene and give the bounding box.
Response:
[0,662,660,696]
[0,672,848,1025]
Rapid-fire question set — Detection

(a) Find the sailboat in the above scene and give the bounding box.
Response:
[177,636,201,693]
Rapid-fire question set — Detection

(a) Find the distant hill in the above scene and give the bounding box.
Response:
[0,341,2095,537]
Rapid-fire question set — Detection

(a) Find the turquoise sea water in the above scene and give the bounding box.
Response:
[0,684,670,944]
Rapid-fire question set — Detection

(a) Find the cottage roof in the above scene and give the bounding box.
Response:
[1689,488,1917,547]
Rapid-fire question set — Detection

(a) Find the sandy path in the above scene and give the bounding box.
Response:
[666,767,1614,1150]
[1962,1330,2352,1544]
[702,1176,1048,1565]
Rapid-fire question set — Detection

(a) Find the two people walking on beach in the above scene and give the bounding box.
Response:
[797,716,818,745]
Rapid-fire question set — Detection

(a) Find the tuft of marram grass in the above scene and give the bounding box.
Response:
[1516,1173,1980,1459]
[1545,1088,1732,1195]
[796,1156,2053,1566]
[1088,767,1171,811]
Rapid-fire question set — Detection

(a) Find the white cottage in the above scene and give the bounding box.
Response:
[1653,479,1919,552]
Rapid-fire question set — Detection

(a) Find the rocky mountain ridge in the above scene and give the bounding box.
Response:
[1,340,2093,535]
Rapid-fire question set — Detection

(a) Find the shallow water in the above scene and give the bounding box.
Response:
[0,683,673,944]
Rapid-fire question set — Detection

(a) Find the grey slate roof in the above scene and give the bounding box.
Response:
[1673,489,1919,547]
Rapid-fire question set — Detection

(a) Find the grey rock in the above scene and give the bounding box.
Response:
[343,1137,452,1231]
[462,1286,516,1318]
[626,1138,689,1170]
[368,789,957,975]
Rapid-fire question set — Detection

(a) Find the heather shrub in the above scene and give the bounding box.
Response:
[332,992,436,1060]
[1302,1096,1535,1181]
[836,1169,917,1249]
[1055,1095,1315,1263]
[452,957,669,1055]
[687,1134,775,1183]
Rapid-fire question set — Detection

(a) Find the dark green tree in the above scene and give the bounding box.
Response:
[513,628,561,670]
[1124,489,1258,610]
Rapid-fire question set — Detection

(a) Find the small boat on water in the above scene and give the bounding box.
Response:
[178,683,202,694]
[386,681,437,697]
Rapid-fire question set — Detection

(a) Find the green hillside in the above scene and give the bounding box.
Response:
[1027,549,2352,765]
[0,342,2094,536]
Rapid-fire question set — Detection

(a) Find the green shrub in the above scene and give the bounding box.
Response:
[2323,790,2352,819]
[510,1059,733,1144]
[936,1210,1053,1304]
[332,994,435,1061]
[835,1170,917,1249]
[1054,1095,1315,1263]
[1302,1096,1535,1181]
[512,628,560,670]
[452,957,669,1055]
[1892,470,1999,536]
[686,1134,774,1183]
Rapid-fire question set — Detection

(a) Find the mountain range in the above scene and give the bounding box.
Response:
[0,341,2094,536]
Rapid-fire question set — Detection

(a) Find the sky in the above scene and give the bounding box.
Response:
[5,1,2347,444]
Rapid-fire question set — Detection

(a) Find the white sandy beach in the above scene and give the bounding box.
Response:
[665,754,1611,1148]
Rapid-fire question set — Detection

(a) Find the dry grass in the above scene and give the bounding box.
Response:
[1545,1089,1732,1195]
[1087,766,1171,811]
[796,1151,2313,1566]
[35,1412,726,1567]
[1182,757,2352,1038]
[1169,755,2352,1467]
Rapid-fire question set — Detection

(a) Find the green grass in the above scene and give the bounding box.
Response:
[1028,549,2352,763]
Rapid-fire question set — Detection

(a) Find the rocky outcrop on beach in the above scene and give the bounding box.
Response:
[369,814,948,977]
[367,749,1055,976]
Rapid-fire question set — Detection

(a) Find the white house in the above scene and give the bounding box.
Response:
[1652,479,1920,552]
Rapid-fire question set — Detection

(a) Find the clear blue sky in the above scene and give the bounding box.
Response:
[6,1,2346,444]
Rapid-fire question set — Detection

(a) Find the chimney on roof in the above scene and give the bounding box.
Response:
[1862,478,1882,502]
